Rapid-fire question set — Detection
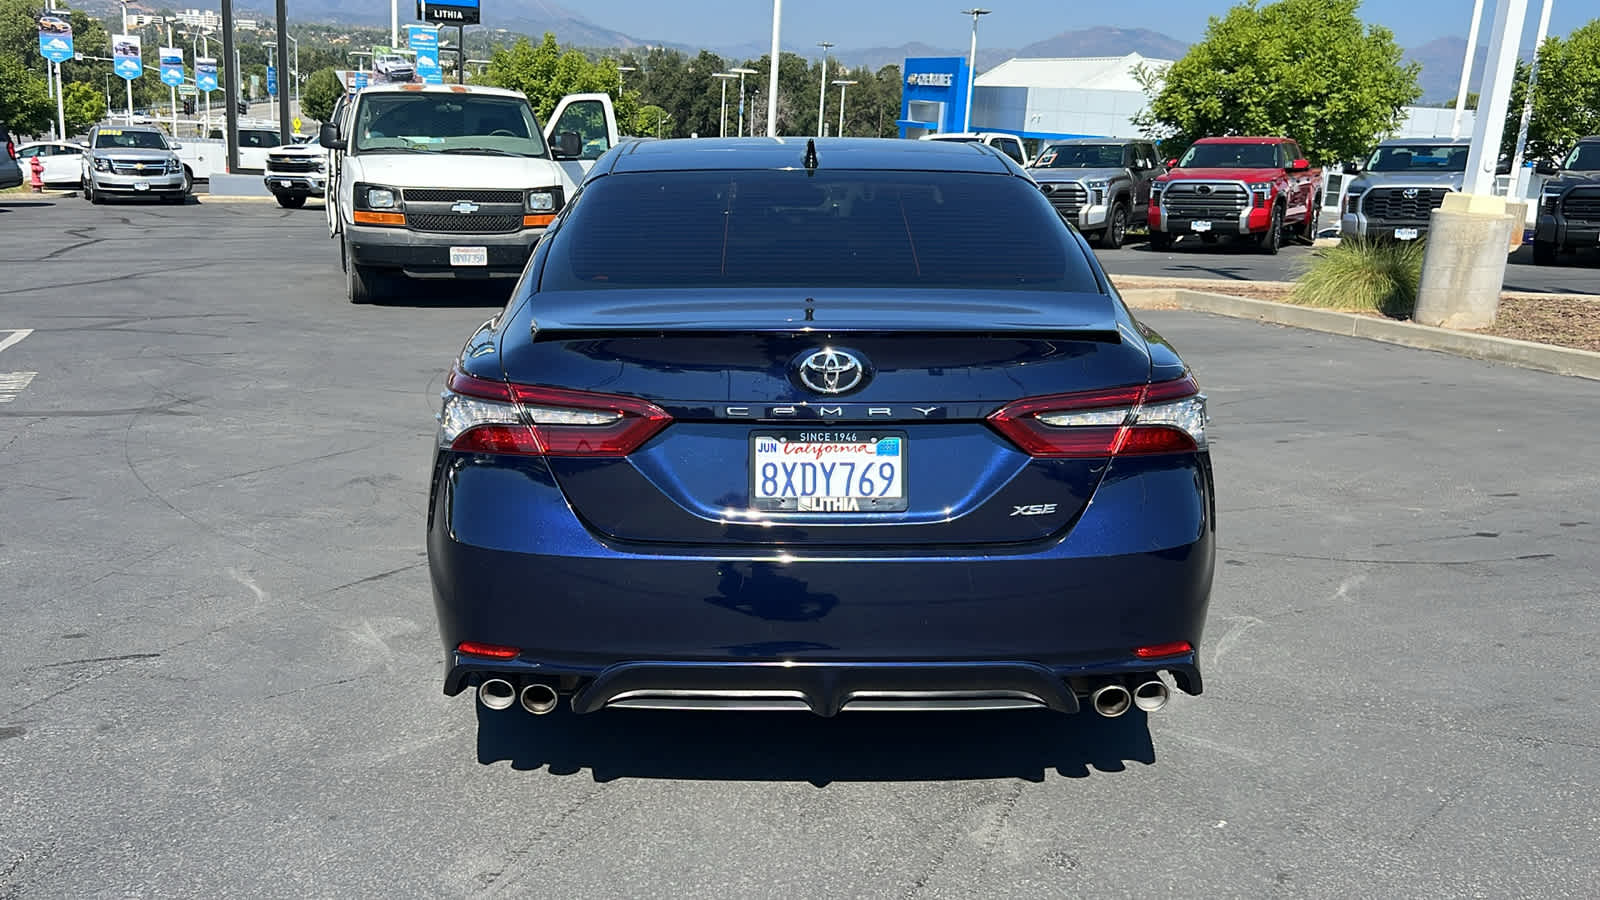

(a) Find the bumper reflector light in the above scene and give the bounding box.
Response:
[457,641,520,659]
[1135,640,1193,659]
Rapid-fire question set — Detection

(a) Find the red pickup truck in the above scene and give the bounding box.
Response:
[1148,137,1323,254]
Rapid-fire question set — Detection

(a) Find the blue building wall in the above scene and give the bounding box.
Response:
[897,57,970,138]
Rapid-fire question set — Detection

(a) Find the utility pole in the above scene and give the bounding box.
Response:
[960,8,990,132]
[167,24,178,139]
[1451,0,1486,139]
[765,0,781,137]
[47,0,65,139]
[732,67,757,137]
[815,41,833,137]
[121,2,134,124]
[221,0,239,172]
[274,0,290,145]
[1414,0,1530,330]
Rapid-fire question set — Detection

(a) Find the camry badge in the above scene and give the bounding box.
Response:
[451,201,480,214]
[797,349,866,395]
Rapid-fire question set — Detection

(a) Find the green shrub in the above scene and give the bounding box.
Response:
[1290,238,1426,317]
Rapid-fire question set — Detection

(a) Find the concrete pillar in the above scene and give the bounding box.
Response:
[1413,193,1516,329]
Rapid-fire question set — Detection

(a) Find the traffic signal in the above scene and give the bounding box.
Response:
[237,100,249,115]
[183,98,196,116]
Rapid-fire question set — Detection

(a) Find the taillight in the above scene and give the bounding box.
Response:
[5,141,15,161]
[438,367,671,457]
[988,374,1207,458]
[1135,640,1193,659]
[457,640,520,659]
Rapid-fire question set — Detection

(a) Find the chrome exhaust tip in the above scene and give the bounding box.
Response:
[477,678,517,711]
[1090,683,1132,718]
[1132,678,1170,713]
[519,683,559,715]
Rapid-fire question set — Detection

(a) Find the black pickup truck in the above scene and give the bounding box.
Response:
[1533,136,1600,266]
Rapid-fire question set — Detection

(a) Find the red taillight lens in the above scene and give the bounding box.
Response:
[1135,640,1193,659]
[5,141,15,161]
[988,374,1205,459]
[441,367,671,457]
[457,641,520,659]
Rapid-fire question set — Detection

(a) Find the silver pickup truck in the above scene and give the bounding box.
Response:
[1027,138,1165,249]
[1340,138,1469,242]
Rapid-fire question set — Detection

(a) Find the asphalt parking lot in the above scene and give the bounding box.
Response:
[1,197,1596,897]
[1095,233,1600,295]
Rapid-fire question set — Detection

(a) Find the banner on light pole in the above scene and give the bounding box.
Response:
[39,16,74,63]
[196,58,218,93]
[160,47,185,87]
[407,24,443,85]
[113,34,143,80]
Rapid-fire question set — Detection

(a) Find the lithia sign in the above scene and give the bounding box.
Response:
[417,0,480,25]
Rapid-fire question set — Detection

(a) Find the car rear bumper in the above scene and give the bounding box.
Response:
[429,451,1216,710]
[347,222,541,277]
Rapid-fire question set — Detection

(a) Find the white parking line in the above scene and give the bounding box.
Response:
[0,372,36,403]
[0,328,33,355]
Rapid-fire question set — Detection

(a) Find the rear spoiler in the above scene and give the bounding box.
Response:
[525,289,1124,343]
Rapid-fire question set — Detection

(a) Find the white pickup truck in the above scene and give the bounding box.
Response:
[919,131,1031,167]
[322,85,620,303]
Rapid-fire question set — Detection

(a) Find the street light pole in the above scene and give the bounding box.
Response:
[120,1,134,124]
[1451,0,1485,140]
[657,113,672,139]
[815,41,833,137]
[1508,0,1554,197]
[833,79,857,138]
[732,67,757,137]
[960,8,990,132]
[713,73,737,137]
[765,0,781,137]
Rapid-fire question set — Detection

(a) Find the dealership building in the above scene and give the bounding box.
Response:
[899,54,1475,145]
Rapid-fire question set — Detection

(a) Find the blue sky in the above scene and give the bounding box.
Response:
[578,0,1591,51]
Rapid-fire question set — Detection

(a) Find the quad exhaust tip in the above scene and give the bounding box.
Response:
[1133,678,1170,713]
[477,678,517,711]
[519,683,559,715]
[1090,683,1132,718]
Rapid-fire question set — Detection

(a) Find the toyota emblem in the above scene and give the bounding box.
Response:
[1402,188,1420,199]
[1196,184,1213,195]
[797,349,867,395]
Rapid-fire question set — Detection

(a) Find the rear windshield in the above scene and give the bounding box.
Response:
[352,94,546,157]
[94,130,168,150]
[1179,142,1280,168]
[1566,143,1600,171]
[1366,144,1468,172]
[542,170,1098,292]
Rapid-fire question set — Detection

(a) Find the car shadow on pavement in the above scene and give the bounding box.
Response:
[0,201,57,210]
[376,278,517,309]
[474,705,1156,784]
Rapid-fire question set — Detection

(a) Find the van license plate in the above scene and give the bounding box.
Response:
[1394,228,1419,241]
[449,247,488,266]
[1190,220,1212,233]
[133,182,150,191]
[750,432,907,513]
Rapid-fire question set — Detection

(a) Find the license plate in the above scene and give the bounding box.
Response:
[1190,220,1212,233]
[449,246,488,266]
[279,179,293,187]
[1394,227,1419,241]
[751,432,907,512]
[133,181,150,191]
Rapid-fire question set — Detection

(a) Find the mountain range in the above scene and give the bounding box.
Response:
[106,2,1486,103]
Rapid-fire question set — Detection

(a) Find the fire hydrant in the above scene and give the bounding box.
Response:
[29,154,44,193]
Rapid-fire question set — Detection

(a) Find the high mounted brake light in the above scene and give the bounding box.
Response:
[988,374,1206,458]
[439,367,672,457]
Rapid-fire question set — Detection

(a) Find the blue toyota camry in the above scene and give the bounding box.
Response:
[428,137,1214,720]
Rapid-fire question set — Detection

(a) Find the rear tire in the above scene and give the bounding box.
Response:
[1098,203,1129,250]
[344,238,380,304]
[1258,204,1283,255]
[1149,230,1173,251]
[1532,239,1559,266]
[276,192,307,209]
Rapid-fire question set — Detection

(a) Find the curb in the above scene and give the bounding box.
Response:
[1120,287,1600,382]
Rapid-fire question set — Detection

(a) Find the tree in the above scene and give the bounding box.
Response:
[300,67,342,123]
[1502,20,1600,164]
[481,33,636,125]
[0,52,52,135]
[61,81,105,136]
[1133,0,1419,165]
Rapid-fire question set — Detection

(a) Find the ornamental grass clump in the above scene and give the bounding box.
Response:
[1290,238,1426,318]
